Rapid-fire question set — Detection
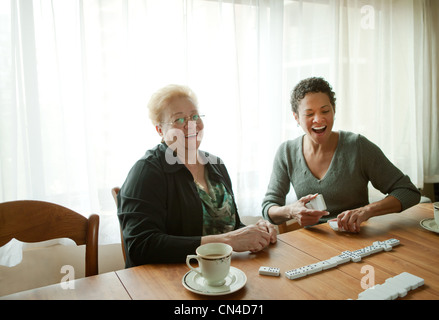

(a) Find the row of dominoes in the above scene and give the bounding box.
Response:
[284,238,400,280]
[355,272,424,300]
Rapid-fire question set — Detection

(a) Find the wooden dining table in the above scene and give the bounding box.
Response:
[115,203,439,300]
[2,203,438,301]
[0,270,131,300]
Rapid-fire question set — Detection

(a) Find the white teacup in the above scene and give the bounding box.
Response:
[186,243,232,287]
[434,202,439,226]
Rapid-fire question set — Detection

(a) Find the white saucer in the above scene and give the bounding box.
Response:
[420,218,439,234]
[182,266,247,296]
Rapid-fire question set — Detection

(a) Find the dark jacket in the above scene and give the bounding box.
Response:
[117,142,242,267]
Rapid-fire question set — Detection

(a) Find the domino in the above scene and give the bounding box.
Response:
[349,253,362,263]
[385,238,400,247]
[371,242,391,252]
[370,239,398,252]
[285,267,308,280]
[325,257,342,268]
[328,220,346,232]
[338,250,362,262]
[328,220,338,231]
[259,266,280,277]
[327,255,346,266]
[392,272,424,290]
[335,251,355,264]
[306,194,327,211]
[352,248,371,258]
[306,262,323,274]
[355,272,424,300]
[368,244,385,253]
[357,290,378,300]
[373,284,399,300]
[382,278,408,297]
[361,244,384,255]
[320,259,338,270]
[358,285,393,300]
[285,262,323,279]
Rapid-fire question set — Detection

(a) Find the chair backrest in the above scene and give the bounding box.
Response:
[0,200,99,277]
[111,187,126,263]
[277,219,302,234]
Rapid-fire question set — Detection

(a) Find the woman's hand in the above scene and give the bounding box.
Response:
[267,193,329,226]
[331,208,369,233]
[333,196,402,233]
[202,220,277,253]
[285,194,329,227]
[255,219,278,244]
[225,222,277,253]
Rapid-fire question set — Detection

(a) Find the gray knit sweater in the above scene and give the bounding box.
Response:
[262,131,421,224]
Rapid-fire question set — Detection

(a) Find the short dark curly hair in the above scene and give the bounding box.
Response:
[290,77,336,114]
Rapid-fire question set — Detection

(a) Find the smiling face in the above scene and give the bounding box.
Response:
[294,92,335,145]
[156,96,204,154]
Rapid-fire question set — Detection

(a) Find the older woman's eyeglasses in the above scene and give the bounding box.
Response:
[161,114,205,127]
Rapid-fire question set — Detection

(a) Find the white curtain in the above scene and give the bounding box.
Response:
[414,0,439,184]
[0,0,438,259]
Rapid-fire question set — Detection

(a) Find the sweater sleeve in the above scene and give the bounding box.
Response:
[261,142,294,224]
[118,159,200,267]
[358,135,421,211]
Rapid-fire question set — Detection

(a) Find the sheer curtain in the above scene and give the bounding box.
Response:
[0,0,437,263]
[414,0,439,184]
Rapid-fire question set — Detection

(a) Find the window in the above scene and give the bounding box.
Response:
[1,1,437,246]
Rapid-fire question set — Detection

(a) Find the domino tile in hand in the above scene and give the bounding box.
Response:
[306,194,327,211]
[311,194,327,211]
[328,220,347,232]
[328,220,338,231]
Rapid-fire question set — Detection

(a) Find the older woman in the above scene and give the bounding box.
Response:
[262,77,420,233]
[118,84,276,267]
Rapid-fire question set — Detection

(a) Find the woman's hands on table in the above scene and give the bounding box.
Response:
[268,193,329,227]
[201,219,277,253]
[330,195,403,233]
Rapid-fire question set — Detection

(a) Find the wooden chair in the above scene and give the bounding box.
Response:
[0,200,99,277]
[111,187,126,263]
[277,219,302,234]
